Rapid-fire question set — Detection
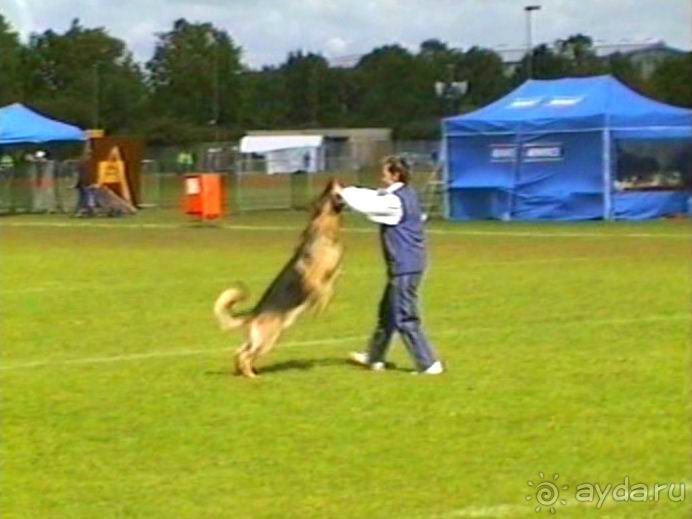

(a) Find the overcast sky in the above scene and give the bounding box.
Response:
[3,0,691,67]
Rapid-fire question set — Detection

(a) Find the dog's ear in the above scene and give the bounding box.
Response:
[319,178,337,197]
[326,177,344,193]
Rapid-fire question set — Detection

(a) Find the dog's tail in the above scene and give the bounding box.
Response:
[213,285,251,331]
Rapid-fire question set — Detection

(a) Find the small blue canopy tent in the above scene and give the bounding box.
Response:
[442,75,692,220]
[0,103,85,146]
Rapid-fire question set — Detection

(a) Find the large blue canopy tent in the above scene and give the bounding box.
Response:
[0,103,85,146]
[442,75,692,221]
[0,103,86,214]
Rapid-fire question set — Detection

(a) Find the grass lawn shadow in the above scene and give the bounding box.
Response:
[205,357,410,376]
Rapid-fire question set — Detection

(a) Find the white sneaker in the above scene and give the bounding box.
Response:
[349,351,385,371]
[414,361,445,375]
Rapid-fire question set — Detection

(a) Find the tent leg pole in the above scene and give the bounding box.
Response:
[603,129,612,221]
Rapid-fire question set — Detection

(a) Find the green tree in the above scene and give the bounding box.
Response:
[513,44,571,83]
[329,66,360,126]
[649,53,692,108]
[240,67,288,129]
[0,15,23,106]
[458,47,509,108]
[555,34,605,76]
[606,52,645,91]
[146,19,244,134]
[279,51,342,127]
[419,38,451,57]
[352,45,431,135]
[23,19,146,132]
[416,39,461,118]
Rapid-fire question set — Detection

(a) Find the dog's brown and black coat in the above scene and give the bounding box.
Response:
[214,180,344,378]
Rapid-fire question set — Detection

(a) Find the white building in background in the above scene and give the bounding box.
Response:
[243,128,392,173]
[240,135,325,174]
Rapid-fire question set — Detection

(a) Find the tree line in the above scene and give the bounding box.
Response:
[0,16,690,144]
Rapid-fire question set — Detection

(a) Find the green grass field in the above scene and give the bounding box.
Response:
[2,209,690,518]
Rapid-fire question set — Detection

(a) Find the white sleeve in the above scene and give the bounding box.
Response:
[340,186,403,225]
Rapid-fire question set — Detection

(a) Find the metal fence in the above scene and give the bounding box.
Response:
[136,167,437,213]
[0,142,443,216]
[0,160,80,214]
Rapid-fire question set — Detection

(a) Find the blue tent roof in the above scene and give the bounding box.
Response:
[444,75,692,138]
[0,103,86,145]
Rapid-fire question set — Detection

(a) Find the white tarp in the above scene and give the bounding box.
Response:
[240,135,323,153]
[240,135,325,174]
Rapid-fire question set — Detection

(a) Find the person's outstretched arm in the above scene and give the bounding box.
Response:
[339,186,402,225]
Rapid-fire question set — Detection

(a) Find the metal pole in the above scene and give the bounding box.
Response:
[524,5,541,78]
[214,41,220,142]
[207,31,220,143]
[446,63,455,115]
[92,64,100,128]
[440,120,450,220]
[310,65,318,126]
[602,129,612,220]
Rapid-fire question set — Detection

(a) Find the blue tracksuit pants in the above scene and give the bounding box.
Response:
[367,273,438,371]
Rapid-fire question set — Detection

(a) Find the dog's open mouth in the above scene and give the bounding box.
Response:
[333,194,346,212]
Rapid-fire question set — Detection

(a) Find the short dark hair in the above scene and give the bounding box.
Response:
[382,155,411,184]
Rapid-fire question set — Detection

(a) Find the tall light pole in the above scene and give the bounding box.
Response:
[213,43,220,142]
[524,5,541,78]
[92,63,100,129]
[206,30,220,142]
[434,65,468,116]
[445,63,455,115]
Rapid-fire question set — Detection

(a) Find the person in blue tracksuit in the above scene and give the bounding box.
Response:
[336,156,444,375]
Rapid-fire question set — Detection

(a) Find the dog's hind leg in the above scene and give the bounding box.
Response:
[283,303,308,329]
[246,316,283,375]
[316,270,341,314]
[234,341,254,377]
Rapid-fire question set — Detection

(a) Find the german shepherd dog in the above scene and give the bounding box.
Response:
[214,179,345,378]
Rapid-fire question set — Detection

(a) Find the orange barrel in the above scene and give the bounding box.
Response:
[200,173,223,220]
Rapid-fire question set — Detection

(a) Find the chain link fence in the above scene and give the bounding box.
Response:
[0,141,442,215]
[0,159,80,214]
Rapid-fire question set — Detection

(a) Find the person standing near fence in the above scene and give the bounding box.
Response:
[29,150,58,213]
[0,153,14,173]
[177,150,194,174]
[74,145,95,217]
[0,153,15,210]
[335,156,444,375]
